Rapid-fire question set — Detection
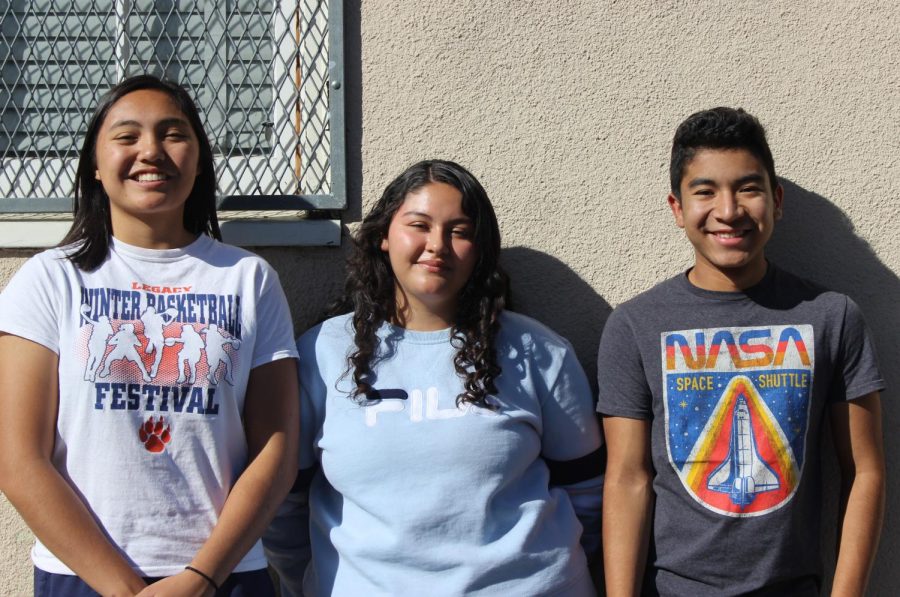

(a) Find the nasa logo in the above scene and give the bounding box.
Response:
[662,324,814,517]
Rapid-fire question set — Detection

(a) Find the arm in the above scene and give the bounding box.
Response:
[263,471,314,597]
[138,357,300,596]
[829,392,884,597]
[602,415,653,597]
[0,333,146,596]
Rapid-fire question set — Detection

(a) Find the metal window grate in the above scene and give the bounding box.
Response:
[0,0,345,213]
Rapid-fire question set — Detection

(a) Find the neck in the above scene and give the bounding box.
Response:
[393,290,456,331]
[111,214,197,250]
[688,259,768,292]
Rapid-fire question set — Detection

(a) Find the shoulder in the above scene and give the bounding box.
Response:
[196,237,277,272]
[600,274,683,335]
[616,274,684,314]
[190,237,287,295]
[497,311,575,353]
[766,263,854,313]
[296,313,354,357]
[3,246,77,288]
[496,312,580,374]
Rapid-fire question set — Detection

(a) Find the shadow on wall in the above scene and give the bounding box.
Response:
[768,179,900,593]
[500,246,612,387]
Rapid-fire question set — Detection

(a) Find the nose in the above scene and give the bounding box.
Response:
[713,190,741,221]
[138,135,164,162]
[426,228,449,254]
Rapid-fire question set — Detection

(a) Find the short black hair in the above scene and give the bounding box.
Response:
[670,107,777,199]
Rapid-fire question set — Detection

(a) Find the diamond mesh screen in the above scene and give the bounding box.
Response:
[1,0,339,208]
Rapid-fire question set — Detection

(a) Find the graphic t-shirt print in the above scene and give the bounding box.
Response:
[76,283,243,452]
[661,325,814,516]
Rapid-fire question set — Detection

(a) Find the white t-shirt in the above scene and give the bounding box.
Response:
[0,235,298,576]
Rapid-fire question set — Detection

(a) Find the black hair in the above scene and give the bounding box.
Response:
[61,74,221,270]
[670,107,777,199]
[331,159,509,408]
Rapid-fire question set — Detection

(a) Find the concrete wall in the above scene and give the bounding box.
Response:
[1,0,898,593]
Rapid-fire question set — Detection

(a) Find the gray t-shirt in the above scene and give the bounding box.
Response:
[596,264,884,596]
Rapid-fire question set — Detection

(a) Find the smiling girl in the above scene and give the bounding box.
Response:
[265,160,604,596]
[0,75,299,596]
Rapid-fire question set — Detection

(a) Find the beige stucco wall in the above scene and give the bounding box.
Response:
[1,0,898,594]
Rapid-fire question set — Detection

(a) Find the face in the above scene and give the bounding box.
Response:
[380,181,479,328]
[668,148,783,291]
[94,89,200,238]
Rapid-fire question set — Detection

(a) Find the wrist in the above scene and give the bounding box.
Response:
[98,574,146,597]
[185,564,220,593]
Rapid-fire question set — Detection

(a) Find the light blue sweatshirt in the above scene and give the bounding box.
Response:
[266,311,602,596]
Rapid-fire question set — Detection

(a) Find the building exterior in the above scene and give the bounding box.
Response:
[1,1,898,592]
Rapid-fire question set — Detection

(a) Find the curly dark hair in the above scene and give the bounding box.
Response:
[331,159,509,408]
[670,107,777,199]
[61,74,221,271]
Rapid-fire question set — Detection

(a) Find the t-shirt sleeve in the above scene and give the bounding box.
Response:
[250,267,299,368]
[596,307,653,419]
[831,297,885,402]
[0,253,62,353]
[539,346,602,462]
[297,325,327,470]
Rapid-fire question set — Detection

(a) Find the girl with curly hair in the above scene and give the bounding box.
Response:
[266,159,603,596]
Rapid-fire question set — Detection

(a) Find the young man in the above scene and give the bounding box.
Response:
[597,107,885,596]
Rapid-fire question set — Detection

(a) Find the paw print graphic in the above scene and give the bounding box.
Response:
[139,416,171,453]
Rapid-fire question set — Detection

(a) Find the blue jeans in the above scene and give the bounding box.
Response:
[33,567,275,597]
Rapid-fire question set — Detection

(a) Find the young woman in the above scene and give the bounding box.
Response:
[265,160,604,596]
[0,75,299,596]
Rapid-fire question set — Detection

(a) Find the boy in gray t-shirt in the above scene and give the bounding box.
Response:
[597,108,885,596]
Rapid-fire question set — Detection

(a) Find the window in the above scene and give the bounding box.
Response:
[0,0,344,247]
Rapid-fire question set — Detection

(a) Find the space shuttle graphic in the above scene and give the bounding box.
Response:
[707,395,780,506]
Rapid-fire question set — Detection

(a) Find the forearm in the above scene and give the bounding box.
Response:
[831,469,885,597]
[187,431,297,585]
[562,475,604,559]
[603,475,653,597]
[2,457,145,596]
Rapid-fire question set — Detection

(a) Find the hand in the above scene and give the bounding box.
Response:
[135,570,216,597]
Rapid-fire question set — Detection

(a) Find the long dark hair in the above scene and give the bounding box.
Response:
[60,74,221,270]
[332,159,509,408]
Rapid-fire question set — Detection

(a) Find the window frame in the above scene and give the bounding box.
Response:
[0,0,346,248]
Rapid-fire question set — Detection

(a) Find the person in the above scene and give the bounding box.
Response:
[264,159,604,596]
[0,74,299,596]
[597,108,885,596]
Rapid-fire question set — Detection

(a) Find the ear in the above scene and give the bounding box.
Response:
[667,193,685,228]
[380,236,389,252]
[95,170,101,181]
[773,183,784,221]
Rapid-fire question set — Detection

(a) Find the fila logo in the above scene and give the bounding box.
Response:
[364,387,496,427]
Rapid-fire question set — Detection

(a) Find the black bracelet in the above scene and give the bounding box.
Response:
[185,565,219,592]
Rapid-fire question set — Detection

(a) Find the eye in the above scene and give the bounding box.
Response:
[739,185,763,194]
[113,133,138,143]
[164,130,190,140]
[451,227,473,238]
[407,221,429,230]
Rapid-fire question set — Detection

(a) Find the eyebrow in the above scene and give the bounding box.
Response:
[687,173,766,188]
[107,117,190,129]
[399,210,472,223]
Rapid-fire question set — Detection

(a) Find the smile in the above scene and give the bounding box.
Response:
[132,172,171,182]
[712,230,747,239]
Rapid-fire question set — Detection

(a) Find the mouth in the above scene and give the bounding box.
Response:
[130,172,172,183]
[417,259,449,273]
[711,230,748,239]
